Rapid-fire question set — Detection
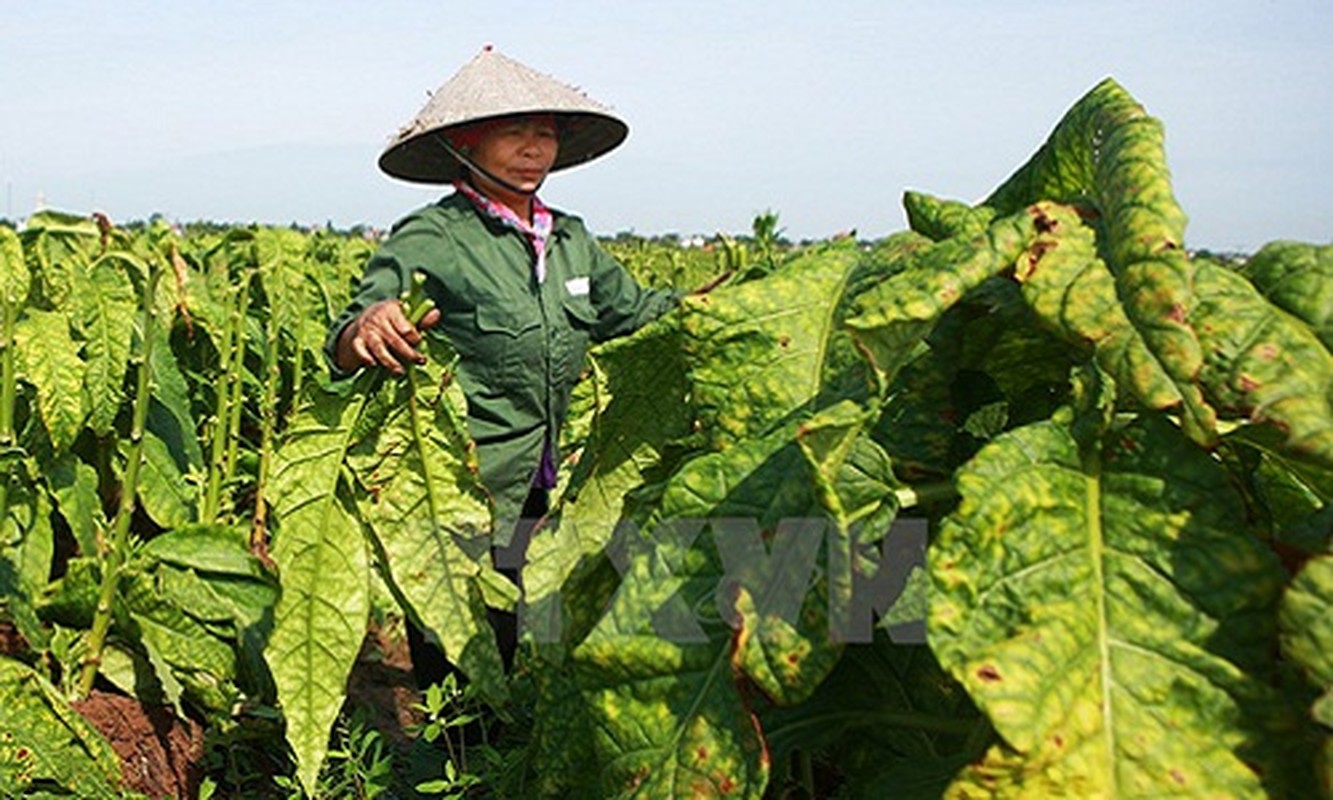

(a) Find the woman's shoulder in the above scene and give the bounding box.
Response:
[389,193,473,233]
[549,206,594,240]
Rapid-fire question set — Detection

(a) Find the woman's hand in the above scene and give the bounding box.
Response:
[334,298,442,375]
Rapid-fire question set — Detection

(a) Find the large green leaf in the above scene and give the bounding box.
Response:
[902,191,996,242]
[568,412,897,796]
[1243,241,1333,351]
[0,657,123,798]
[1280,545,1333,788]
[846,209,1036,388]
[1013,202,1201,420]
[1280,553,1333,690]
[734,400,898,704]
[985,78,1216,445]
[681,240,876,450]
[0,226,29,309]
[348,338,507,704]
[121,569,237,680]
[1,461,54,648]
[526,320,693,649]
[574,526,768,799]
[929,412,1289,797]
[14,309,85,452]
[760,635,986,800]
[47,453,104,558]
[265,381,372,795]
[135,428,197,529]
[20,211,101,309]
[147,325,203,473]
[1190,259,1333,473]
[77,257,136,435]
[141,524,269,580]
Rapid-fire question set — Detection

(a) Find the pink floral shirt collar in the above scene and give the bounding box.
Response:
[453,180,554,284]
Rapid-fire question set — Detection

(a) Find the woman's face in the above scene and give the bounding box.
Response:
[469,115,559,194]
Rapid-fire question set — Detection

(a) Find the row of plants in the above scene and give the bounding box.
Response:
[2,76,1331,798]
[0,199,766,795]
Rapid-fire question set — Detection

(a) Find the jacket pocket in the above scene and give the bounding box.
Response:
[554,295,597,391]
[473,303,541,391]
[561,295,598,329]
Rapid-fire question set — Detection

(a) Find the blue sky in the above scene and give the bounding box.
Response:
[2,1,1329,251]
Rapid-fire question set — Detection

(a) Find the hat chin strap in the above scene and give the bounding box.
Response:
[433,133,543,196]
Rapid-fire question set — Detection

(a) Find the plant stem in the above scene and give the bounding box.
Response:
[203,271,252,522]
[251,295,281,554]
[202,286,235,522]
[77,259,162,697]
[894,480,957,510]
[223,273,252,499]
[799,749,816,798]
[0,280,15,549]
[0,279,14,447]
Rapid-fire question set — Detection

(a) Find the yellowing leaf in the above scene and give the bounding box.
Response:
[930,414,1288,797]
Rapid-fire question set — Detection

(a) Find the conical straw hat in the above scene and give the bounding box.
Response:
[378,45,629,184]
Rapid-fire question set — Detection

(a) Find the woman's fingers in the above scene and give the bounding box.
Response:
[356,299,427,372]
[418,307,442,330]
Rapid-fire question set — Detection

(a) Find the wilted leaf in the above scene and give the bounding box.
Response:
[985,78,1216,445]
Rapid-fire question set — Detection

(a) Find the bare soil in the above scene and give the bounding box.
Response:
[346,618,426,747]
[71,690,205,800]
[0,620,26,656]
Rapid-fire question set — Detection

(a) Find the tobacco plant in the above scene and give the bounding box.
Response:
[510,79,1333,798]
[0,76,1330,799]
[0,215,340,795]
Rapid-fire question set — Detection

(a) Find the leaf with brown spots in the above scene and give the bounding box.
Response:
[846,208,1039,389]
[1191,260,1333,474]
[930,412,1293,797]
[681,235,928,451]
[1243,241,1333,352]
[984,79,1218,446]
[0,658,123,798]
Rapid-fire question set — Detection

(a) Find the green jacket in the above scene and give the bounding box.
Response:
[326,192,677,526]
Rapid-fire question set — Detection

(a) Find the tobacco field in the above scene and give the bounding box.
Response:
[1,78,1330,798]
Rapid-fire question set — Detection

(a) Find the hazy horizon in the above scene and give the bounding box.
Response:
[4,1,1329,252]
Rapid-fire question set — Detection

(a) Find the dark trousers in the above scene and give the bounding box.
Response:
[406,487,548,689]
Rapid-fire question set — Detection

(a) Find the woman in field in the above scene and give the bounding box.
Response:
[325,46,677,672]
